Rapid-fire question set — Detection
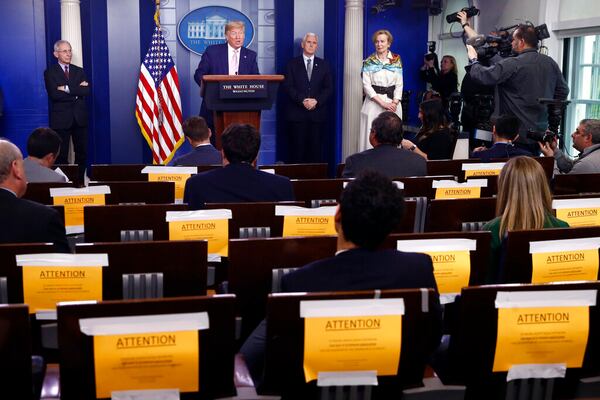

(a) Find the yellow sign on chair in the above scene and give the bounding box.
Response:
[397,239,476,299]
[16,253,107,313]
[553,198,600,227]
[300,299,404,383]
[50,186,110,234]
[80,312,208,398]
[276,205,337,237]
[166,209,231,256]
[432,180,486,199]
[143,166,197,203]
[529,238,600,283]
[462,162,505,178]
[492,290,594,372]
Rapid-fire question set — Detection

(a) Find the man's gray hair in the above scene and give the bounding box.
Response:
[580,119,600,144]
[0,139,22,183]
[302,32,319,43]
[53,39,71,52]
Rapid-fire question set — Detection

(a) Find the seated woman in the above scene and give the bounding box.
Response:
[401,98,455,160]
[484,156,568,283]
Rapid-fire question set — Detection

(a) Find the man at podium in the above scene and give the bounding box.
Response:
[194,20,260,139]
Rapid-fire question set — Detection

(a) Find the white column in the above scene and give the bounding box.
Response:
[61,0,84,67]
[342,0,364,158]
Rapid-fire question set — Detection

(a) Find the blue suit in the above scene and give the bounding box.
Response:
[183,163,294,209]
[470,142,531,162]
[172,144,222,166]
[193,44,260,131]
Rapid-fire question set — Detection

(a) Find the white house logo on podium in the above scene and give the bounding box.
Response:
[177,6,255,55]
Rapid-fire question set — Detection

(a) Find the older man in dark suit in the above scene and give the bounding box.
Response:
[283,33,333,163]
[0,140,69,252]
[183,124,294,209]
[342,111,426,178]
[44,40,89,183]
[240,171,442,386]
[193,21,260,138]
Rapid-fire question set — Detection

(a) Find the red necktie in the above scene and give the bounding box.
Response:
[64,65,69,80]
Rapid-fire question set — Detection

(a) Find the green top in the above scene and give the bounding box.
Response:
[483,214,569,283]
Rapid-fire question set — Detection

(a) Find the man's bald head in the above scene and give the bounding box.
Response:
[0,139,27,196]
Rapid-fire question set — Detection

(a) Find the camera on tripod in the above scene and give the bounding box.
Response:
[446,6,479,23]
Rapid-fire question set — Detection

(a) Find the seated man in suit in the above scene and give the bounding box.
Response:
[23,127,67,183]
[240,171,442,386]
[342,111,426,178]
[470,114,530,161]
[0,140,70,252]
[183,124,295,209]
[172,116,221,166]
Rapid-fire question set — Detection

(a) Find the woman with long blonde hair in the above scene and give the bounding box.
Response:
[484,156,568,282]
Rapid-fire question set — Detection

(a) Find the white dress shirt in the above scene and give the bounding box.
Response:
[228,44,240,75]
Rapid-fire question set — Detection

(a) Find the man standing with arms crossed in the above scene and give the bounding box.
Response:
[44,40,89,184]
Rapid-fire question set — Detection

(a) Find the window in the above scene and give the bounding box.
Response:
[563,35,600,156]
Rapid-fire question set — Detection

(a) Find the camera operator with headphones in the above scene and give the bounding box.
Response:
[465,20,569,155]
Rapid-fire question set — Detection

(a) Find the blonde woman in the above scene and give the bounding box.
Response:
[484,156,568,282]
[419,55,458,107]
[359,30,403,151]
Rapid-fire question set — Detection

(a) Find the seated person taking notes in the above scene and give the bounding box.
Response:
[23,127,67,183]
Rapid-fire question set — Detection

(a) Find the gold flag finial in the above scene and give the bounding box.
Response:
[154,0,160,27]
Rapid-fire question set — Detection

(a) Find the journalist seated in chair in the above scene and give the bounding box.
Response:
[470,114,531,161]
[483,156,568,283]
[342,111,426,178]
[183,123,294,209]
[240,171,442,386]
[539,118,600,174]
[401,98,455,160]
[23,127,67,183]
[171,116,221,166]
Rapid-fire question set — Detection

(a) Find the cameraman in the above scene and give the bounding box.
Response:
[466,24,569,155]
[539,119,600,174]
[457,12,495,144]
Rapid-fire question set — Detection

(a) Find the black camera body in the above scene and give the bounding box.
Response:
[527,129,556,143]
[446,6,479,23]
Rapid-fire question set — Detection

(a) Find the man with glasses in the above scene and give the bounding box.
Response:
[540,119,600,174]
[44,40,90,184]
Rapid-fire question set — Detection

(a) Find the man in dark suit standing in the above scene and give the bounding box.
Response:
[342,111,426,178]
[44,40,89,183]
[283,33,333,163]
[183,123,294,209]
[193,21,260,138]
[0,140,69,252]
[240,171,442,385]
[172,116,221,166]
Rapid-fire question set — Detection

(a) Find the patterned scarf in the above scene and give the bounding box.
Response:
[362,52,403,73]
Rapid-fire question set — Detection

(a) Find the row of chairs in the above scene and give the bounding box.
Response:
[2,282,600,399]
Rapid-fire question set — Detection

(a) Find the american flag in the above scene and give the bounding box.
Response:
[136,26,183,164]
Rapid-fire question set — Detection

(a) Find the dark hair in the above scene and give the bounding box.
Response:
[514,24,539,48]
[417,98,448,140]
[182,116,210,142]
[494,114,520,140]
[221,123,260,163]
[371,111,403,145]
[27,127,62,158]
[339,171,405,250]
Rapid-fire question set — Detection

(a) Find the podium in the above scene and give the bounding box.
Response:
[202,74,284,149]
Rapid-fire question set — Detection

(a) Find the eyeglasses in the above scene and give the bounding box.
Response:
[56,49,72,54]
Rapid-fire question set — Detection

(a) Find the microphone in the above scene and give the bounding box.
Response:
[466,34,486,47]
